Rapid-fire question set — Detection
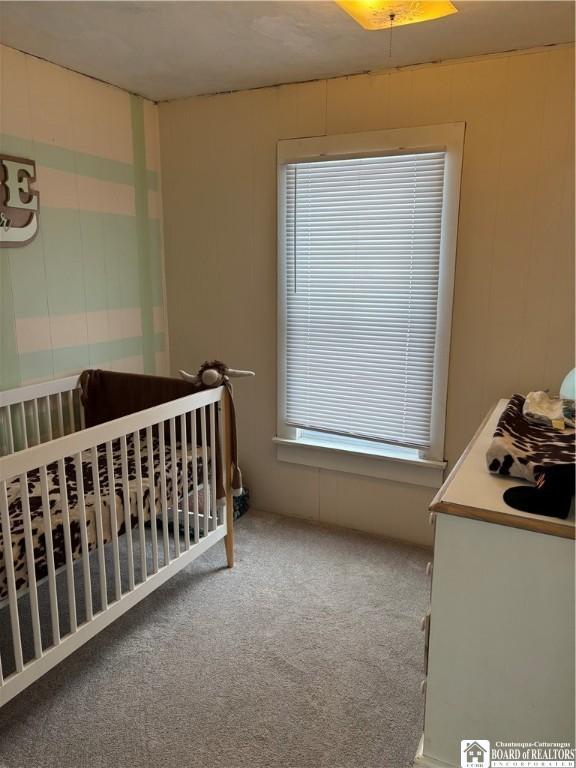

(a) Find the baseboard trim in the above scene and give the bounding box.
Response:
[413,736,458,768]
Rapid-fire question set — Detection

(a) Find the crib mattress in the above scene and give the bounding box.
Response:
[0,436,206,601]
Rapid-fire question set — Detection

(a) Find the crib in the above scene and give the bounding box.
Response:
[0,373,235,707]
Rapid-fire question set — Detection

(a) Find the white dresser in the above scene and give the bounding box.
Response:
[415,400,575,768]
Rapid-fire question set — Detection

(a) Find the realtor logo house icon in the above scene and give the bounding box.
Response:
[460,740,490,768]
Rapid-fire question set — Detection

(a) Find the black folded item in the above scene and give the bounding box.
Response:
[487,394,575,483]
[503,465,575,519]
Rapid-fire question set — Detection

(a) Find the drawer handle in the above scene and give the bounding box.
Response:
[429,512,436,527]
[426,562,433,578]
[420,679,427,696]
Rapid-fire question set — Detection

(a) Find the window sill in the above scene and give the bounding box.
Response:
[273,436,446,489]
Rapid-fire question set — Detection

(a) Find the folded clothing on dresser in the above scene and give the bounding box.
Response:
[486,393,575,483]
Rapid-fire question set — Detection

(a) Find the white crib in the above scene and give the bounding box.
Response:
[0,374,234,707]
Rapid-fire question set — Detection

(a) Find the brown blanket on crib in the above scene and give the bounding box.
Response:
[78,369,242,502]
[80,369,198,426]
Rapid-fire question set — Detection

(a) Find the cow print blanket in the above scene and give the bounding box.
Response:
[486,394,575,482]
[0,435,206,601]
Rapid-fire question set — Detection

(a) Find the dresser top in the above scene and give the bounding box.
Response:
[431,400,575,539]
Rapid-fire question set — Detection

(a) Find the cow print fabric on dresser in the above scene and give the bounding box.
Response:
[486,394,576,482]
[0,436,206,601]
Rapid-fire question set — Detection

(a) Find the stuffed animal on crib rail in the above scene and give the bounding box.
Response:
[179,360,255,388]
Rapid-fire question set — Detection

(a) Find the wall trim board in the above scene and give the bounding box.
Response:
[163,42,575,103]
[130,94,155,374]
[359,41,575,79]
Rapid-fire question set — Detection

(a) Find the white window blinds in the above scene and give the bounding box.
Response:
[282,151,446,450]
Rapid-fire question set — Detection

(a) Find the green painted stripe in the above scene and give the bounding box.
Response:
[149,220,165,305]
[1,115,164,389]
[0,132,158,190]
[0,253,23,390]
[131,95,155,375]
[17,335,165,382]
[147,170,158,191]
[6,208,158,318]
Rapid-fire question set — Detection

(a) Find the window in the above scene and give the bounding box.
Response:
[276,125,464,486]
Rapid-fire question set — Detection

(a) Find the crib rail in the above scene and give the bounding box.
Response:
[0,376,83,456]
[0,383,232,707]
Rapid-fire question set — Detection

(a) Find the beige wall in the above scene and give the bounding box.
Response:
[159,45,575,546]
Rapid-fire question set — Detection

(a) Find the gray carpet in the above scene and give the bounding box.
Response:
[0,510,430,768]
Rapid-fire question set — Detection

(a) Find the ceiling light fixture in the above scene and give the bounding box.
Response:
[335,1,458,31]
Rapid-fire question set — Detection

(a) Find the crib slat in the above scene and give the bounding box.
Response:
[105,441,122,601]
[19,402,28,449]
[67,391,75,434]
[57,393,65,437]
[58,458,77,633]
[169,418,180,558]
[3,405,14,454]
[146,425,159,573]
[0,480,24,673]
[20,472,43,659]
[74,453,93,621]
[218,400,227,531]
[39,465,61,646]
[91,446,108,611]
[158,423,170,564]
[120,436,135,591]
[133,431,147,582]
[180,414,190,551]
[79,391,86,430]
[44,396,53,441]
[191,413,199,545]
[209,403,217,530]
[32,399,41,446]
[200,407,210,537]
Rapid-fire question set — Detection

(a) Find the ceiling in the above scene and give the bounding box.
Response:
[0,1,573,102]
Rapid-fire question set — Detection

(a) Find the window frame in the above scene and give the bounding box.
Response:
[276,123,465,485]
